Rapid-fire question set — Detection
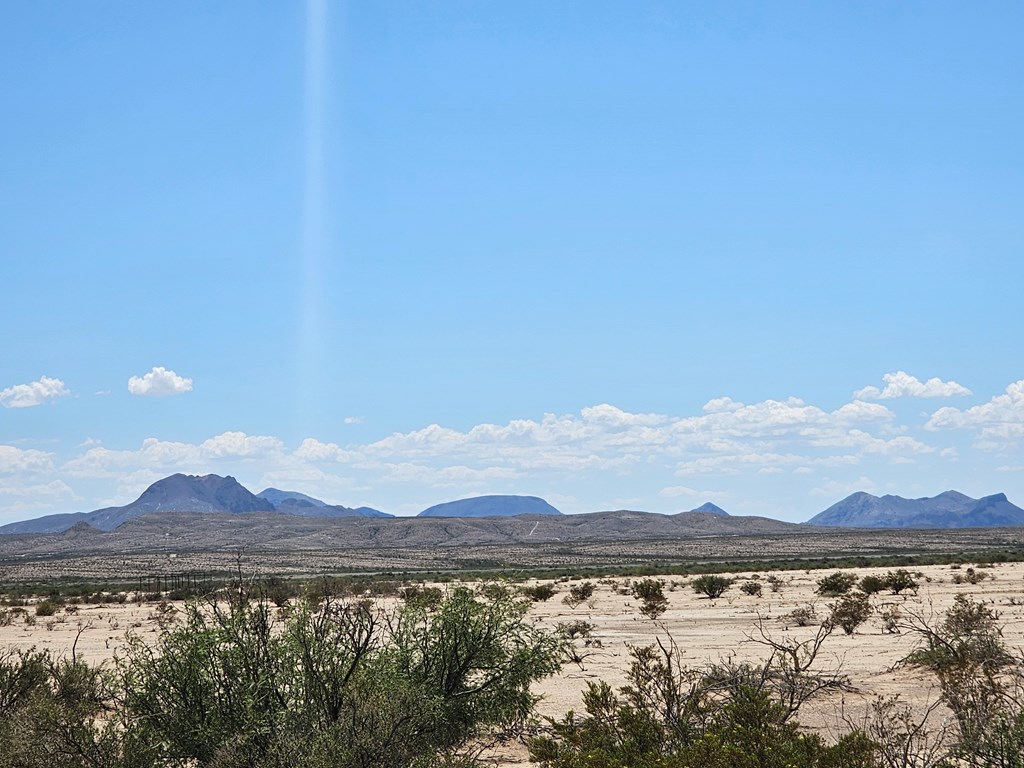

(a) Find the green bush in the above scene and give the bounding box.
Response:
[883,569,918,595]
[816,571,858,596]
[829,592,873,635]
[740,581,763,597]
[34,600,58,617]
[858,574,886,595]
[116,586,563,767]
[529,639,878,767]
[562,581,596,609]
[692,574,733,600]
[631,578,669,619]
[520,583,557,602]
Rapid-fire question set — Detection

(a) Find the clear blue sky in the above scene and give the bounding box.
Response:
[2,2,1022,522]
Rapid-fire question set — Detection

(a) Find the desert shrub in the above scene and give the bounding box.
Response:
[256,577,301,607]
[901,595,1024,765]
[399,584,444,610]
[816,571,858,596]
[521,583,557,602]
[562,581,595,609]
[34,600,59,617]
[477,581,513,601]
[120,585,563,767]
[529,634,876,767]
[740,581,763,598]
[783,604,818,627]
[952,567,990,585]
[829,592,873,635]
[884,569,918,595]
[557,620,595,641]
[880,605,901,634]
[631,578,669,619]
[765,574,785,593]
[859,574,886,595]
[691,574,732,600]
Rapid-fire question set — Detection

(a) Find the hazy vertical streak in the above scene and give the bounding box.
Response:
[298,0,328,433]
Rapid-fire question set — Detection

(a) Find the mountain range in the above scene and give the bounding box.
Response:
[0,472,1020,535]
[806,490,1024,529]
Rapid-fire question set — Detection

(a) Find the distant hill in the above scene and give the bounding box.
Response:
[686,502,729,516]
[275,498,392,518]
[260,488,392,518]
[807,490,1024,528]
[0,473,274,534]
[418,495,561,518]
[258,488,327,507]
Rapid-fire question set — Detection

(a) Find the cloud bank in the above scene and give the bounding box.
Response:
[2,373,1018,522]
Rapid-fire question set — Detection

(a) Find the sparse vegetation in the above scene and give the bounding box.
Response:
[631,578,669,619]
[816,571,858,596]
[520,583,557,602]
[562,581,596,609]
[884,568,918,595]
[740,580,763,597]
[829,592,873,635]
[859,574,886,595]
[691,574,732,600]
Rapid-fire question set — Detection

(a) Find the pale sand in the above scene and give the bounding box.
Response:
[3,561,1022,765]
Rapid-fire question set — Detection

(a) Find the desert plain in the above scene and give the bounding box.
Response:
[3,558,1024,766]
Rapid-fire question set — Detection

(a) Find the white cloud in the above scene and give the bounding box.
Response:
[127,366,193,397]
[925,380,1024,446]
[854,371,972,400]
[0,376,71,408]
[63,431,285,479]
[199,432,285,459]
[343,416,364,425]
[0,445,56,474]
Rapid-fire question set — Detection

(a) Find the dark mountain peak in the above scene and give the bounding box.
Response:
[418,495,561,518]
[63,520,102,536]
[686,502,729,516]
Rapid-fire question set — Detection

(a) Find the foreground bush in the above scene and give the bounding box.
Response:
[530,632,874,768]
[0,586,563,768]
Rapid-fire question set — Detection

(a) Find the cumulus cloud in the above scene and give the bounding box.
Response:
[854,371,972,400]
[127,366,193,397]
[0,376,71,408]
[0,445,56,474]
[926,379,1024,445]
[343,416,364,425]
[63,431,286,479]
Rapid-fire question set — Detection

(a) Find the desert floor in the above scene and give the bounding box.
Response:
[3,561,1022,766]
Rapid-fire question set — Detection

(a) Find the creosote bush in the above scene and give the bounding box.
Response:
[520,583,557,602]
[562,581,595,609]
[631,578,669,619]
[884,569,918,595]
[691,574,732,600]
[858,574,886,595]
[829,592,873,635]
[740,580,763,598]
[816,571,858,596]
[0,584,563,768]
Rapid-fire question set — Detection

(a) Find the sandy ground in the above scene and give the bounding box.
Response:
[3,561,1023,766]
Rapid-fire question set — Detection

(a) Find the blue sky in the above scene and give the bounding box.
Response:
[2,2,1022,523]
